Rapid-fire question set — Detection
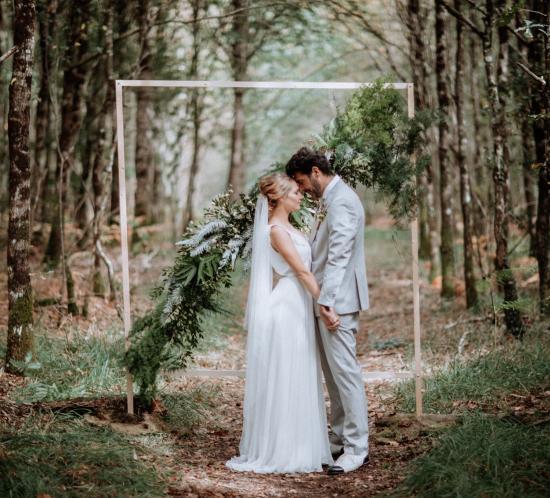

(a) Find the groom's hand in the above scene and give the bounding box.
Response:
[320,305,340,332]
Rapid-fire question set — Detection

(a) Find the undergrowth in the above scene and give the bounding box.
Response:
[0,413,165,498]
[394,325,550,414]
[11,328,126,403]
[395,413,550,498]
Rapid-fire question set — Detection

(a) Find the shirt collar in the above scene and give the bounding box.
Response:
[322,175,340,200]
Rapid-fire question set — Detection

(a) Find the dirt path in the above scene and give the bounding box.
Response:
[160,226,450,497]
[161,378,434,498]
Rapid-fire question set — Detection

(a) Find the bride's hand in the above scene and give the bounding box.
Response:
[320,306,340,331]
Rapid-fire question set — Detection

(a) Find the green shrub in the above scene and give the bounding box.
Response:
[396,413,550,498]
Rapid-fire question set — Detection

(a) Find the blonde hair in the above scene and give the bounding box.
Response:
[259,173,294,209]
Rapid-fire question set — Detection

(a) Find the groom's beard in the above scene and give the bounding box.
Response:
[310,177,323,200]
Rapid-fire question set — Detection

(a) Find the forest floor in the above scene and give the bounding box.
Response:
[1,217,548,497]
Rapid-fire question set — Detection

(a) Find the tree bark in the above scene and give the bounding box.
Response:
[30,0,56,232]
[6,0,36,374]
[435,0,456,297]
[454,0,478,308]
[43,0,92,267]
[482,0,524,336]
[91,1,115,297]
[75,77,102,248]
[226,0,249,198]
[520,111,537,257]
[133,0,155,225]
[182,0,203,232]
[530,0,550,314]
[468,31,489,240]
[405,0,439,281]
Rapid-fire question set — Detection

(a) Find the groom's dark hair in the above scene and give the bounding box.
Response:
[285,147,333,177]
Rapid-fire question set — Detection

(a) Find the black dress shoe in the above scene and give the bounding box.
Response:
[331,447,344,460]
[327,455,369,476]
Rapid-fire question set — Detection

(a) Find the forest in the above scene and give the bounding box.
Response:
[1,1,549,497]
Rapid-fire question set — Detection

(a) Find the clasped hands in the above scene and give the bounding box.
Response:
[320,305,340,332]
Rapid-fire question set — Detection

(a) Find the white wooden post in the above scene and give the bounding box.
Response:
[115,81,134,415]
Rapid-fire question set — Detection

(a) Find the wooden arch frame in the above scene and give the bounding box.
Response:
[115,80,423,417]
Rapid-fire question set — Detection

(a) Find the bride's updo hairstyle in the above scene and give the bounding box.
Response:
[259,173,294,209]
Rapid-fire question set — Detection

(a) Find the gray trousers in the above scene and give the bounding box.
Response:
[316,312,369,456]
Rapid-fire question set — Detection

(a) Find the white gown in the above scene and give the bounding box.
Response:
[226,224,333,473]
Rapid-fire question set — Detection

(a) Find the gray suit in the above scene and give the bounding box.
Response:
[311,177,369,457]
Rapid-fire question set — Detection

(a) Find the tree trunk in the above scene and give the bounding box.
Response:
[5,0,36,374]
[182,0,203,232]
[520,113,537,257]
[43,0,91,267]
[226,0,249,198]
[454,0,478,308]
[75,79,102,248]
[468,32,489,241]
[482,0,524,336]
[134,0,155,225]
[0,1,10,209]
[515,10,538,258]
[91,2,115,297]
[530,0,550,314]
[30,0,56,233]
[406,0,439,280]
[435,0,456,298]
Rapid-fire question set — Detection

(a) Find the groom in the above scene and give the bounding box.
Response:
[286,147,370,475]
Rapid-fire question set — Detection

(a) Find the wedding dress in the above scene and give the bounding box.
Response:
[226,195,333,474]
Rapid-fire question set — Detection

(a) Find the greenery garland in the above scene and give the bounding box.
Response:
[124,80,431,404]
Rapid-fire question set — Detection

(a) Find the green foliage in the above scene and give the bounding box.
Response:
[13,330,125,403]
[0,415,164,497]
[394,329,550,414]
[160,386,219,433]
[315,80,432,219]
[125,82,431,404]
[396,413,550,498]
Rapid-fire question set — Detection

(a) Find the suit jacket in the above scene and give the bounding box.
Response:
[311,178,369,316]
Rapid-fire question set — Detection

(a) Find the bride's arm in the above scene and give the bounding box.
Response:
[270,226,320,299]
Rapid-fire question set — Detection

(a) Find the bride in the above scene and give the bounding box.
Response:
[226,173,335,474]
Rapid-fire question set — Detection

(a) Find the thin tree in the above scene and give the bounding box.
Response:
[400,0,440,282]
[133,0,155,224]
[435,0,456,298]
[181,0,205,232]
[43,0,92,267]
[454,0,478,307]
[90,0,116,298]
[527,0,550,314]
[30,0,57,235]
[6,0,36,373]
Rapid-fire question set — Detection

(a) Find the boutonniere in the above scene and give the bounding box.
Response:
[317,200,328,224]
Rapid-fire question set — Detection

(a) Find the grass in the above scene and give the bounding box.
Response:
[160,384,220,433]
[394,326,550,414]
[0,413,165,498]
[393,323,550,498]
[395,413,550,498]
[11,327,126,403]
